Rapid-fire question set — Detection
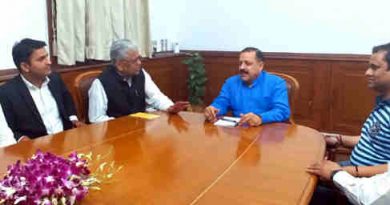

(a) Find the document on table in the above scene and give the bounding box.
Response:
[214,116,240,127]
[129,112,160,119]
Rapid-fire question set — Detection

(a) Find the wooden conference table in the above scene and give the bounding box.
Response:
[0,112,325,205]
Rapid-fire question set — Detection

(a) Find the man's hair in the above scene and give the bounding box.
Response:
[110,39,138,63]
[240,47,264,62]
[12,38,47,71]
[373,43,390,70]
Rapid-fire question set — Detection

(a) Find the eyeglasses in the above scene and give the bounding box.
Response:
[122,56,142,64]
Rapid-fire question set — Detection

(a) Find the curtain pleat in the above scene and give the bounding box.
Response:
[56,0,86,65]
[54,0,150,65]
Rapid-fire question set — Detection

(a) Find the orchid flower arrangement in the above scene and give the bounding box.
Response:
[0,150,122,205]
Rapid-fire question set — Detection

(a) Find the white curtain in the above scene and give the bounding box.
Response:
[55,0,86,65]
[54,0,150,65]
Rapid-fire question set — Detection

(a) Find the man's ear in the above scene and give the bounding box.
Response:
[258,61,264,70]
[115,60,125,72]
[20,62,30,73]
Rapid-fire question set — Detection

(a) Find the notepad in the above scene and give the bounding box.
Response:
[214,116,240,127]
[129,112,160,119]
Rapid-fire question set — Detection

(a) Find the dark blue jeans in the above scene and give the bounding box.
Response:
[338,160,353,167]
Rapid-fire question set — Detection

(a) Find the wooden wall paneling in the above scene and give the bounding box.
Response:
[266,60,331,131]
[203,55,238,105]
[311,61,333,132]
[0,69,18,83]
[330,61,376,135]
[143,56,188,102]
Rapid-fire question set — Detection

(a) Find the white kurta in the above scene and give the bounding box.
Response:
[88,69,174,123]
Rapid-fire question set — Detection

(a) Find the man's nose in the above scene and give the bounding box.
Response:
[365,68,373,76]
[239,63,245,70]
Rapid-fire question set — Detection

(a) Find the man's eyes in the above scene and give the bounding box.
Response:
[369,64,379,70]
[240,61,252,66]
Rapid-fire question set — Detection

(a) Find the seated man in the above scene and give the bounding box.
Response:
[0,104,16,147]
[307,160,390,205]
[204,47,290,126]
[308,43,390,205]
[88,39,189,123]
[321,43,390,175]
[0,38,82,140]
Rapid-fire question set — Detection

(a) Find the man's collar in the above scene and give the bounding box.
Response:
[115,70,130,82]
[374,96,390,109]
[110,65,133,82]
[20,74,50,90]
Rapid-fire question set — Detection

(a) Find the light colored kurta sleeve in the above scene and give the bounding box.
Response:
[0,104,16,147]
[88,79,115,123]
[333,167,390,205]
[143,69,174,111]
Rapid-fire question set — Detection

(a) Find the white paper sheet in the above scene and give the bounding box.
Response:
[214,116,240,127]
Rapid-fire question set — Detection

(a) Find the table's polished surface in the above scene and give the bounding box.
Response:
[0,112,325,205]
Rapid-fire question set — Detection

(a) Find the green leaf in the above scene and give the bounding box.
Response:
[183,52,207,105]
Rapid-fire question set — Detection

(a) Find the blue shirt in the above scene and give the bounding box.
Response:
[350,97,390,166]
[210,71,290,124]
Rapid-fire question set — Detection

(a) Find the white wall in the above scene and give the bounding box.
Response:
[0,0,48,69]
[149,0,188,51]
[149,0,185,43]
[150,0,390,54]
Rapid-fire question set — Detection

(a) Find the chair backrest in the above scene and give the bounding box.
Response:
[73,70,102,123]
[268,72,300,123]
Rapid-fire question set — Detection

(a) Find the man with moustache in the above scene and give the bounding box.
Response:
[308,42,390,204]
[88,39,189,123]
[204,47,290,126]
[0,38,82,141]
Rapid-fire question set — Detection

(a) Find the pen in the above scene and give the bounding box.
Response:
[221,117,239,126]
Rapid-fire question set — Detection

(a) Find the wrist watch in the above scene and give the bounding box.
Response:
[330,169,343,181]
